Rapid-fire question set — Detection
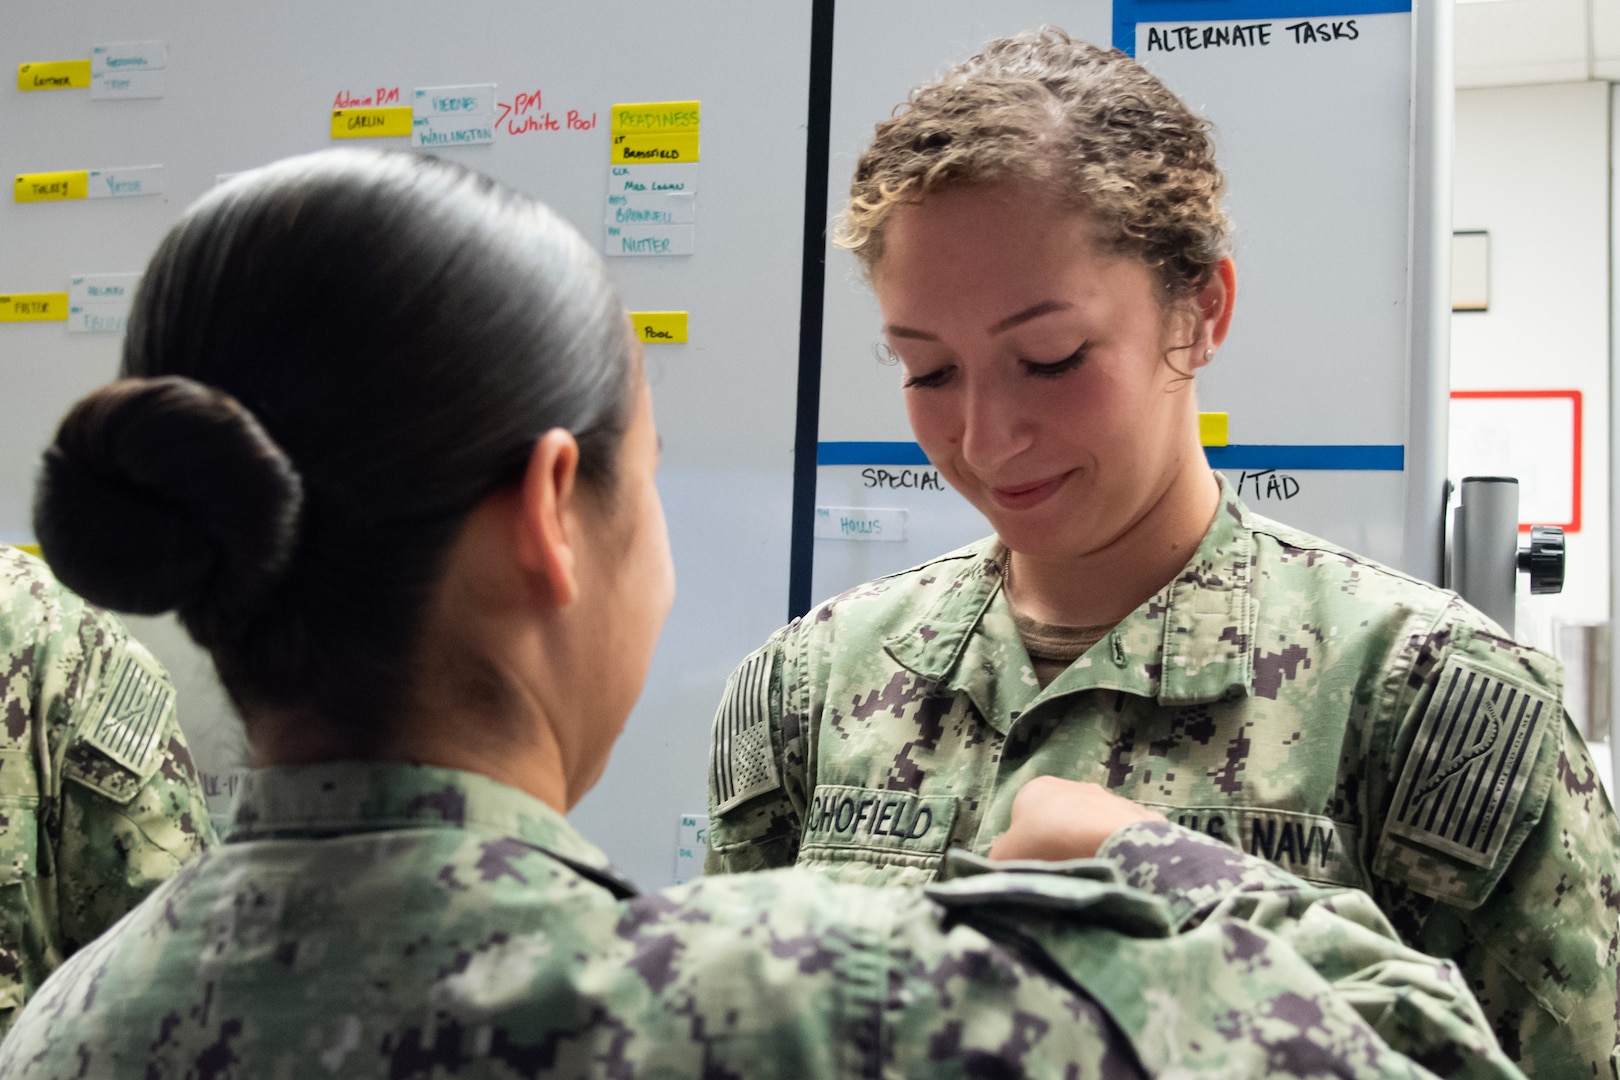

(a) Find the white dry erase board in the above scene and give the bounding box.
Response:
[800,0,1452,609]
[0,1,815,888]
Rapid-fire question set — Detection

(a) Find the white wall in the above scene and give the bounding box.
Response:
[1452,81,1610,652]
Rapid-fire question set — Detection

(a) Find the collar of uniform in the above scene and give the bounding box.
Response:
[224,760,612,872]
[883,475,1256,733]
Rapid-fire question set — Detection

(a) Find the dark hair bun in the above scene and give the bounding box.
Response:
[34,376,303,644]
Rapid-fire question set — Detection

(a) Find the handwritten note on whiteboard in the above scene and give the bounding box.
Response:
[16,60,90,92]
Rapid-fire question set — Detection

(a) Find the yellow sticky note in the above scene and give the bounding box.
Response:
[330,106,413,139]
[630,311,689,344]
[1199,412,1229,447]
[0,293,70,322]
[612,132,700,164]
[611,101,700,134]
[14,171,89,203]
[17,60,91,92]
[10,544,42,558]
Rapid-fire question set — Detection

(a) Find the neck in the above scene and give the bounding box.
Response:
[1005,452,1219,628]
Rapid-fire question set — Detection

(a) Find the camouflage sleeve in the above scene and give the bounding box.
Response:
[1368,600,1620,1077]
[0,551,214,1036]
[52,635,216,957]
[1090,820,1523,1079]
[704,623,809,875]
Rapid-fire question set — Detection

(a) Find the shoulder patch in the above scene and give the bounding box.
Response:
[1386,655,1554,869]
[81,647,173,781]
[711,647,781,816]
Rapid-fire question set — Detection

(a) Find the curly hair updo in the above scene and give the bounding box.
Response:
[836,27,1233,304]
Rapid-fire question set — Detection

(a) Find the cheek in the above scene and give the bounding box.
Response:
[903,390,958,447]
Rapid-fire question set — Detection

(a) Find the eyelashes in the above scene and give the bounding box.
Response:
[1022,346,1088,379]
[901,346,1089,389]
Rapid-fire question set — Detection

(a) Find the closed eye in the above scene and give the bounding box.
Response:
[903,365,955,390]
[1022,346,1087,379]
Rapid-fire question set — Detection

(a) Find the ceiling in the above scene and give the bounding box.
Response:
[1457,0,1619,86]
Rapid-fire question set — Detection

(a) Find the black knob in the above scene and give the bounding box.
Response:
[1517,525,1565,595]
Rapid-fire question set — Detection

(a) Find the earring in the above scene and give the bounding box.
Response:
[1205,349,1214,362]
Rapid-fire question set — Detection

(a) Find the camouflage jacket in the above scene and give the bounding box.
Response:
[707,478,1620,1078]
[0,547,215,1035]
[0,760,1525,1078]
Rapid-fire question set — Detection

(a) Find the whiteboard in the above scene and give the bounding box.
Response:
[0,0,813,889]
[806,0,1450,607]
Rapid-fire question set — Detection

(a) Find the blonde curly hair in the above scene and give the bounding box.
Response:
[836,27,1232,303]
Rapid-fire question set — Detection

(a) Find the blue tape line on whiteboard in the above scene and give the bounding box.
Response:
[818,442,932,466]
[1205,444,1404,470]
[817,441,1404,470]
[1113,0,1410,53]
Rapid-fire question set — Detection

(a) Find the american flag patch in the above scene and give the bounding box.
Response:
[84,649,173,778]
[711,647,781,816]
[1387,657,1553,868]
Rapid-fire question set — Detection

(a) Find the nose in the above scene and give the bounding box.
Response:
[960,373,1033,476]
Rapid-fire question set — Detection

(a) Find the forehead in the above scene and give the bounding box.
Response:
[872,184,1146,322]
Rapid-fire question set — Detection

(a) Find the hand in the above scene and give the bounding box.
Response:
[988,776,1166,862]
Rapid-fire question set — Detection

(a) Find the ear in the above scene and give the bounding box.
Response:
[513,429,583,607]
[1188,258,1236,371]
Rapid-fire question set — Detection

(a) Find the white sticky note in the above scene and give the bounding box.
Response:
[412,114,495,148]
[91,41,167,76]
[674,813,709,884]
[91,68,165,100]
[606,191,695,226]
[65,308,128,334]
[604,223,694,257]
[68,273,139,308]
[606,162,699,195]
[814,506,910,542]
[86,165,163,199]
[413,83,495,117]
[66,273,139,335]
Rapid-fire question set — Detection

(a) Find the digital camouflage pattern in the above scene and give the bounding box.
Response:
[0,760,1526,1078]
[707,475,1620,1079]
[0,546,215,1035]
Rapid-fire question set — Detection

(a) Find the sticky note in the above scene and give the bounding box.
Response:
[607,163,699,195]
[412,115,495,148]
[69,273,139,307]
[0,293,70,322]
[331,107,413,139]
[91,69,165,100]
[1199,412,1229,447]
[630,312,688,344]
[91,41,167,75]
[68,273,139,334]
[611,132,700,164]
[87,165,163,199]
[14,171,89,203]
[611,101,701,133]
[414,84,496,117]
[17,60,91,92]
[814,507,909,542]
[605,224,695,257]
[608,191,695,226]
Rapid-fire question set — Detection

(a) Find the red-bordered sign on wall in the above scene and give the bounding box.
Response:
[1449,389,1582,533]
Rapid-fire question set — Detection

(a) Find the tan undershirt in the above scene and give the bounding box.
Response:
[1011,610,1115,688]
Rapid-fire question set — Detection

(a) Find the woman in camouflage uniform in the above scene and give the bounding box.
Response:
[705,27,1620,1079]
[0,149,1521,1078]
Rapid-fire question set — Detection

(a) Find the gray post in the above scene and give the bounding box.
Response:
[1453,477,1521,635]
[1403,0,1455,586]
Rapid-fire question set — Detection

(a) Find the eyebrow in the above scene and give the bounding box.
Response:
[883,300,1074,342]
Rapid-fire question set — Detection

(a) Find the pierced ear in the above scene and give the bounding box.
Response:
[514,429,582,607]
[1192,258,1237,367]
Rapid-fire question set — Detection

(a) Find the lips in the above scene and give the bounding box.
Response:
[989,471,1073,511]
